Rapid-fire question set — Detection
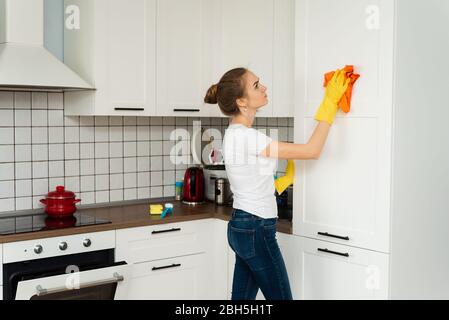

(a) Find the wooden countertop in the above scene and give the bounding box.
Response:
[0,199,292,244]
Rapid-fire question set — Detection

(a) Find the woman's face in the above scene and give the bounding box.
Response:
[239,71,268,111]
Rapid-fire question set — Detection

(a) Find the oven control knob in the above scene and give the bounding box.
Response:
[59,242,68,251]
[34,245,43,254]
[83,239,92,248]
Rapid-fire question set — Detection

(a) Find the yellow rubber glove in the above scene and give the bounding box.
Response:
[315,69,351,125]
[275,160,295,195]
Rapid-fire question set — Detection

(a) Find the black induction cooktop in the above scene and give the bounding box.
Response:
[0,212,111,236]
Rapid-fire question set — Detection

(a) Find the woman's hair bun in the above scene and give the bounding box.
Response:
[204,84,218,104]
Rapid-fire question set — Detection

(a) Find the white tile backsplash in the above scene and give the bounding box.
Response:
[95,159,109,175]
[32,110,48,127]
[95,126,109,142]
[0,90,294,213]
[124,188,137,201]
[0,128,14,145]
[33,162,48,179]
[0,110,14,127]
[14,92,31,109]
[32,127,48,144]
[15,145,30,162]
[95,142,109,158]
[81,175,95,192]
[123,157,137,173]
[80,127,95,142]
[32,144,48,161]
[65,160,79,177]
[80,159,95,176]
[48,110,64,127]
[124,173,137,189]
[16,162,32,180]
[49,144,64,161]
[0,92,14,109]
[48,93,63,110]
[15,180,32,198]
[110,189,123,202]
[95,175,109,191]
[80,143,94,159]
[49,161,64,178]
[65,127,80,143]
[32,93,47,109]
[32,178,49,196]
[110,173,124,190]
[0,163,14,181]
[48,127,64,144]
[15,110,31,127]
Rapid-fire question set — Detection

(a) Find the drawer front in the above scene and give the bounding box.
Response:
[300,238,389,300]
[127,253,209,300]
[2,231,116,264]
[116,219,212,263]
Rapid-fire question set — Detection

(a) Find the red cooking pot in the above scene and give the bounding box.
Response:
[40,186,81,218]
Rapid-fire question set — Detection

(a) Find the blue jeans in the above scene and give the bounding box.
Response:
[227,209,293,300]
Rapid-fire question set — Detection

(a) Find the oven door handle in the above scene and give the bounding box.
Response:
[35,272,124,297]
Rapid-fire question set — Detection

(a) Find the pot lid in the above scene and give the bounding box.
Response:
[46,186,76,199]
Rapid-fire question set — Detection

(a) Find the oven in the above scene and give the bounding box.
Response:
[2,231,130,300]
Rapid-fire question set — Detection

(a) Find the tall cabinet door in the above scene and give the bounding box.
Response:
[293,0,395,253]
[209,0,275,118]
[156,0,210,117]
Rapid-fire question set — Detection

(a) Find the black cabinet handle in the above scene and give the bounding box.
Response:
[173,109,200,112]
[318,232,350,241]
[114,107,145,111]
[151,228,182,235]
[317,248,350,258]
[152,263,182,271]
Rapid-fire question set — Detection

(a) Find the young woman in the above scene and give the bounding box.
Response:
[204,68,350,300]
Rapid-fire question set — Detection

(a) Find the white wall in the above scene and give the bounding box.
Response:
[44,0,64,60]
[390,0,449,299]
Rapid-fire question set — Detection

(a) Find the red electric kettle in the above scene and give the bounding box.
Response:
[182,167,205,205]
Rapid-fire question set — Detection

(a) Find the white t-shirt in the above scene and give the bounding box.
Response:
[222,124,278,219]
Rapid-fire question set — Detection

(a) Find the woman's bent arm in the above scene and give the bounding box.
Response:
[261,121,331,160]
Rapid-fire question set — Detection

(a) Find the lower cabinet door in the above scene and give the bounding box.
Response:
[299,238,389,300]
[0,286,3,300]
[127,253,211,300]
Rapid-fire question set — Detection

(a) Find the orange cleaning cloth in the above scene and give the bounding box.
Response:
[324,65,360,113]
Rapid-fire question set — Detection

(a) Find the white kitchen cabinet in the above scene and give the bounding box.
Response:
[116,219,227,300]
[155,0,214,117]
[294,0,393,253]
[115,219,212,264]
[126,253,211,300]
[272,0,295,117]
[209,0,274,118]
[212,219,231,300]
[64,0,156,116]
[294,0,449,299]
[298,238,389,300]
[0,287,2,301]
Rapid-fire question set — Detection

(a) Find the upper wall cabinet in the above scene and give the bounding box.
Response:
[155,0,213,117]
[208,0,294,118]
[64,0,156,116]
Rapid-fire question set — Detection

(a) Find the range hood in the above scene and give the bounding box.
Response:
[0,0,94,92]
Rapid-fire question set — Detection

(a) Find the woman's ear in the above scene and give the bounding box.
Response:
[236,97,247,108]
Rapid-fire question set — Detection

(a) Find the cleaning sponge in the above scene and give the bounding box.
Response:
[150,204,164,215]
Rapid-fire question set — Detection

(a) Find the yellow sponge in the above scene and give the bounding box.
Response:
[150,204,164,215]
